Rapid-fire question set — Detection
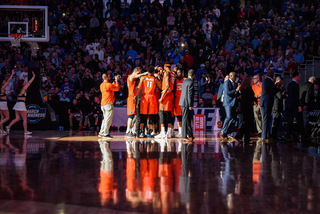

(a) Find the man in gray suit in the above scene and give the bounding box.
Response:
[179,69,195,142]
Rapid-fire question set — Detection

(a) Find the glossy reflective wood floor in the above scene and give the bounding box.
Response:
[1,131,320,214]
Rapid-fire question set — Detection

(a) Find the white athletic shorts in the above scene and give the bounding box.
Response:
[13,101,27,111]
[0,101,8,110]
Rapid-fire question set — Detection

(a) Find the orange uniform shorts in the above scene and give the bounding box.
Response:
[159,92,174,112]
[140,94,158,115]
[173,96,182,116]
[127,95,136,115]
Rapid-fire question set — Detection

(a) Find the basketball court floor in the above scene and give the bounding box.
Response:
[0,130,320,214]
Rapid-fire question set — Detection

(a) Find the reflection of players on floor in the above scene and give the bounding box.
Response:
[98,140,117,205]
[125,139,182,211]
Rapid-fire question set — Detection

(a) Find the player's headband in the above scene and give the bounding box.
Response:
[164,64,171,67]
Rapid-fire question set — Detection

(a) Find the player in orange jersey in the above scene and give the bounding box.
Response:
[173,68,186,138]
[155,63,176,139]
[134,66,162,138]
[152,66,163,135]
[126,67,146,137]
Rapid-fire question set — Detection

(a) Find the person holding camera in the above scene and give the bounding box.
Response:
[98,73,120,138]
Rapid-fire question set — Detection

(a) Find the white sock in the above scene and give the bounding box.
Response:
[167,127,172,134]
[178,127,182,134]
[126,120,131,133]
[161,127,165,133]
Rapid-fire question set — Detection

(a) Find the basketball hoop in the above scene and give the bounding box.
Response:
[8,33,23,47]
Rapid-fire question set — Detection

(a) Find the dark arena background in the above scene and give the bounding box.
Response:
[1,0,320,214]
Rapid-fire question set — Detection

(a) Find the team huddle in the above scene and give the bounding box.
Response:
[126,64,186,139]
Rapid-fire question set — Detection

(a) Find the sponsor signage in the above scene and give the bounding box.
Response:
[194,114,205,131]
[27,104,46,124]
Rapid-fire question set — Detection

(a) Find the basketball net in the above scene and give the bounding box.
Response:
[8,33,23,47]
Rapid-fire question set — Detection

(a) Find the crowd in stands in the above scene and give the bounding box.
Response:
[0,0,320,130]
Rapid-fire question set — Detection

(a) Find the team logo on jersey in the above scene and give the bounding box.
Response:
[130,110,133,114]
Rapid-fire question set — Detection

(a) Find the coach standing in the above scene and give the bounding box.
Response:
[179,69,195,142]
[99,73,119,138]
[260,69,276,140]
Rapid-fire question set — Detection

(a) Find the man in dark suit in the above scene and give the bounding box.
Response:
[179,69,195,142]
[271,76,286,139]
[299,76,316,136]
[220,72,240,140]
[259,69,276,140]
[217,75,229,127]
[286,72,304,140]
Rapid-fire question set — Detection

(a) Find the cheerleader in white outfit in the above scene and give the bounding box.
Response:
[6,71,35,135]
[0,70,15,134]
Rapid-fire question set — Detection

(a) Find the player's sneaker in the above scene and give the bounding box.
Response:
[24,131,32,135]
[103,134,113,139]
[151,130,158,137]
[139,132,146,138]
[155,132,166,139]
[128,132,136,137]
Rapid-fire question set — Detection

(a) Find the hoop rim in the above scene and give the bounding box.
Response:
[8,33,24,40]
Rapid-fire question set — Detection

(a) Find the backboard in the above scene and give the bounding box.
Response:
[0,5,49,42]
